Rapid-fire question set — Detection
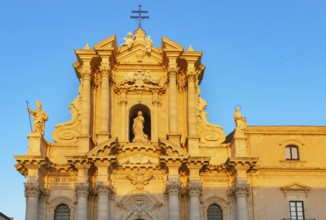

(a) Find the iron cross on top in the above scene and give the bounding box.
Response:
[130,5,149,29]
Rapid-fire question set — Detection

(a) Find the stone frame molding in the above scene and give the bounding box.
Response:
[48,196,75,220]
[201,196,229,220]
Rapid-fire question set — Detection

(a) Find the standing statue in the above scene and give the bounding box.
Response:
[132,111,149,143]
[121,32,134,49]
[27,100,48,136]
[145,36,153,53]
[234,106,247,137]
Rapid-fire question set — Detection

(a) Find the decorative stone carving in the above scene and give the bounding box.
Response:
[196,97,226,145]
[121,32,134,49]
[24,182,41,198]
[53,88,82,143]
[167,181,181,195]
[234,106,247,137]
[188,182,202,197]
[126,200,153,219]
[75,182,89,198]
[27,100,48,136]
[96,182,110,196]
[132,111,149,143]
[232,183,249,197]
[114,70,166,92]
[127,170,153,186]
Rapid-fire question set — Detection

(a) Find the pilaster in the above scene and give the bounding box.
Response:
[24,181,41,220]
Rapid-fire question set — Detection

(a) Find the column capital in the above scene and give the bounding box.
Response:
[75,182,89,198]
[81,71,91,81]
[188,182,202,197]
[167,181,181,195]
[24,182,41,198]
[232,183,249,197]
[96,182,111,196]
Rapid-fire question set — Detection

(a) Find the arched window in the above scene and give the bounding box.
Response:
[54,204,70,220]
[129,104,151,142]
[285,145,299,160]
[207,204,223,220]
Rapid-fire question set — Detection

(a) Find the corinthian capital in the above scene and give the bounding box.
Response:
[96,182,110,196]
[188,182,202,197]
[75,182,89,198]
[187,73,197,82]
[167,181,181,195]
[81,71,91,81]
[232,183,249,197]
[24,182,41,198]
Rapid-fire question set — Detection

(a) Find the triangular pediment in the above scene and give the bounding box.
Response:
[281,182,311,192]
[117,44,163,64]
[161,36,184,51]
[94,35,118,51]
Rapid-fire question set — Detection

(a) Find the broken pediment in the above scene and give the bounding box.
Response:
[87,138,119,157]
[161,36,184,52]
[93,35,118,51]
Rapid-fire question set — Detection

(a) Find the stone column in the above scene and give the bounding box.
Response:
[79,59,92,154]
[152,90,159,141]
[119,90,128,142]
[233,183,249,220]
[75,182,89,220]
[186,72,197,137]
[97,65,111,143]
[167,65,180,144]
[167,180,181,220]
[188,182,202,220]
[24,182,40,220]
[97,183,110,220]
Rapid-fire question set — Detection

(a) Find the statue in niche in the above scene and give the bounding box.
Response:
[27,100,48,136]
[121,32,134,49]
[132,111,149,143]
[234,106,247,137]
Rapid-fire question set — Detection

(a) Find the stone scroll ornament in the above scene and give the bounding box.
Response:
[27,100,48,136]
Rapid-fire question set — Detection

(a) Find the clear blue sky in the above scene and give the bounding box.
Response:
[1,1,325,219]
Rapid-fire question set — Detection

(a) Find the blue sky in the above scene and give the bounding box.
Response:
[1,1,326,219]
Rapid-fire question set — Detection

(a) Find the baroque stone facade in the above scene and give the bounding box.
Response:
[15,28,326,220]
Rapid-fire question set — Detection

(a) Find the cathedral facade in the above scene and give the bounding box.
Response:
[15,29,326,220]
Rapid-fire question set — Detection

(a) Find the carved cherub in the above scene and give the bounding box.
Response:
[121,32,134,49]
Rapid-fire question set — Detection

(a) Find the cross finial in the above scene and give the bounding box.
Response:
[130,5,149,29]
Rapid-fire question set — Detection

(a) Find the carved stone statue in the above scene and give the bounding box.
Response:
[27,100,48,136]
[234,106,247,137]
[121,32,134,49]
[145,35,153,53]
[132,111,149,143]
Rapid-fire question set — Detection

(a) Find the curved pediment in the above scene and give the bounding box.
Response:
[87,138,119,157]
[158,138,189,157]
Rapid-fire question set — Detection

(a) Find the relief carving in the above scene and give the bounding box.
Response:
[53,88,82,143]
[196,97,226,145]
[114,70,166,92]
[127,170,153,186]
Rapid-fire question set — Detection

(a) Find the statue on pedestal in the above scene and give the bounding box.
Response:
[121,32,134,49]
[27,100,48,136]
[234,106,247,137]
[132,111,149,143]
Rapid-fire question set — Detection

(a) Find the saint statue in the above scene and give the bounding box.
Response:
[145,35,153,53]
[132,111,149,143]
[27,100,48,136]
[234,106,247,137]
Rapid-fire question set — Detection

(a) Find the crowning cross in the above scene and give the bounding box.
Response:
[130,5,149,29]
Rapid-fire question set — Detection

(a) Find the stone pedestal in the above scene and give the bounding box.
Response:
[27,134,48,156]
[231,137,247,157]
